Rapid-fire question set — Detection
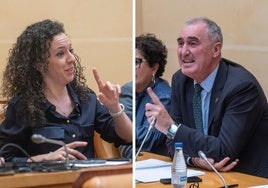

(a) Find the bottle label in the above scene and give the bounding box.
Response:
[172,174,187,184]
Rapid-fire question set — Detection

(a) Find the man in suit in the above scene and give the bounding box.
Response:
[145,17,268,178]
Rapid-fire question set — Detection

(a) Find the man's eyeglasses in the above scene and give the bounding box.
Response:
[135,58,146,69]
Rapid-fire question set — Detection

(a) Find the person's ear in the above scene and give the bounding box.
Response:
[213,42,222,58]
[152,63,159,73]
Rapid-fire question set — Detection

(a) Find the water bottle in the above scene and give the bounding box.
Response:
[171,142,187,188]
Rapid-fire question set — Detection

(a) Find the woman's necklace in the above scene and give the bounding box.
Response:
[44,88,74,117]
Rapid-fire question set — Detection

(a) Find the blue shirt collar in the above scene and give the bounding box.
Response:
[194,65,219,93]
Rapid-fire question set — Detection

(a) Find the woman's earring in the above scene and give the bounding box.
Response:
[152,73,156,84]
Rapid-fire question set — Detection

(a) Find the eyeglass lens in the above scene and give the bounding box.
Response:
[135,58,143,68]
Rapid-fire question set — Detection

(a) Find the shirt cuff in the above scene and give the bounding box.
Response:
[186,157,194,166]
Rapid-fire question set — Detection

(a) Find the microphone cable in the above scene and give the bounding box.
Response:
[0,143,35,167]
[135,117,156,160]
[0,142,71,172]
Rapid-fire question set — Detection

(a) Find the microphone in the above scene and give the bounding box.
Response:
[31,134,70,168]
[135,117,156,160]
[198,151,227,188]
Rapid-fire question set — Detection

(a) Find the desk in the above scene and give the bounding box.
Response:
[0,163,132,188]
[136,152,268,188]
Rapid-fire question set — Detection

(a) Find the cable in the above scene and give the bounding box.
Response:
[0,143,35,167]
[0,142,71,172]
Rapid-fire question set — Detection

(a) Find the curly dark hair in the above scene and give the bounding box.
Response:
[2,19,89,127]
[135,33,167,77]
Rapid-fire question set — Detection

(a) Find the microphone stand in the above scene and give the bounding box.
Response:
[31,134,70,168]
[135,117,156,160]
[198,151,227,188]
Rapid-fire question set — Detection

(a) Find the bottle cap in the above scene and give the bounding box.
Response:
[174,142,183,147]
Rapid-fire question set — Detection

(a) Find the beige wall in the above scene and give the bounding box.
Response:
[136,0,268,96]
[1,1,268,96]
[0,0,132,97]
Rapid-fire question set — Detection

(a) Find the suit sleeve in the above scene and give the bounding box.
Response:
[167,72,267,162]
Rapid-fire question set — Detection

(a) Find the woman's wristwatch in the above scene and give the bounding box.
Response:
[167,123,181,139]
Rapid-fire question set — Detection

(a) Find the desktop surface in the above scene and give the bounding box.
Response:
[0,159,132,188]
[136,152,268,188]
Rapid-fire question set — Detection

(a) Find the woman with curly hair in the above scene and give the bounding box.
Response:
[135,33,171,156]
[0,19,132,163]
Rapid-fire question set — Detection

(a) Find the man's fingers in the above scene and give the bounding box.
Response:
[213,157,230,169]
[147,87,161,105]
[93,68,103,89]
[219,161,238,172]
[216,158,239,172]
[192,157,239,172]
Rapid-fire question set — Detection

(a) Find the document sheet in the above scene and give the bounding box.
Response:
[136,158,205,183]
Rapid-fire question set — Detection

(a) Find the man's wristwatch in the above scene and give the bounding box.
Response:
[166,123,180,139]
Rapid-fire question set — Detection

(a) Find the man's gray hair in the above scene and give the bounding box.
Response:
[185,17,223,44]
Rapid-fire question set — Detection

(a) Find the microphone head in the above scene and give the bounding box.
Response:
[198,150,207,160]
[31,134,45,144]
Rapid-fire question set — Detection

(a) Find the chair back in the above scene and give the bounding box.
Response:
[93,132,121,159]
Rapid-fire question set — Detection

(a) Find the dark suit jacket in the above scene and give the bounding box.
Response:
[167,58,268,178]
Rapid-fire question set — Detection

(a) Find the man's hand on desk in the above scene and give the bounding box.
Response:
[191,157,239,172]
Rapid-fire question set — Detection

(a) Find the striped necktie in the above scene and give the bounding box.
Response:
[193,84,203,133]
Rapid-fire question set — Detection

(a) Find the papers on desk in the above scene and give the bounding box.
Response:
[136,158,205,183]
[248,186,268,188]
[71,159,131,168]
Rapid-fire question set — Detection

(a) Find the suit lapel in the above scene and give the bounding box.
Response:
[184,78,196,128]
[208,60,228,127]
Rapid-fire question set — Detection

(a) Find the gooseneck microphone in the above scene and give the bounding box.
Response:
[31,134,70,167]
[135,117,156,160]
[198,151,227,188]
